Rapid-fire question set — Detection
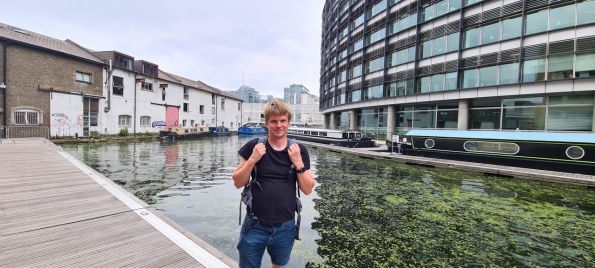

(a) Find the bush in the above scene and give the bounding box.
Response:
[119,128,129,136]
[144,131,154,137]
[90,131,100,137]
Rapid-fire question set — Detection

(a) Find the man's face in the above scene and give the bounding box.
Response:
[265,114,289,139]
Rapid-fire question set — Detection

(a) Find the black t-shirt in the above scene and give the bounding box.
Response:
[238,137,311,222]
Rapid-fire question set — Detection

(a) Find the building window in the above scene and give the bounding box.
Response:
[212,107,215,115]
[118,115,131,126]
[83,97,99,128]
[350,64,362,78]
[238,103,241,111]
[463,27,480,48]
[548,94,594,131]
[578,0,595,25]
[183,103,189,112]
[501,17,522,40]
[184,87,189,100]
[200,105,205,114]
[522,58,546,82]
[140,116,151,127]
[461,69,478,88]
[479,66,498,87]
[13,109,40,125]
[76,71,91,83]
[141,82,153,91]
[212,94,216,105]
[115,54,133,70]
[550,4,575,31]
[576,52,595,78]
[548,54,574,80]
[365,57,385,74]
[142,63,157,76]
[221,98,225,111]
[499,63,520,85]
[182,119,187,126]
[113,76,124,95]
[525,9,549,35]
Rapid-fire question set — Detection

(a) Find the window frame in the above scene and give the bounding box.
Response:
[76,71,92,83]
[13,109,40,125]
[140,116,151,127]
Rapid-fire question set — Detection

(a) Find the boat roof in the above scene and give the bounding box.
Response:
[289,127,358,133]
[405,130,595,144]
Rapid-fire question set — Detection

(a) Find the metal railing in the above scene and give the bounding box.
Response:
[0,126,6,139]
[5,126,50,139]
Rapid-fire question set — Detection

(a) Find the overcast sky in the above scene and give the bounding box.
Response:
[2,0,325,98]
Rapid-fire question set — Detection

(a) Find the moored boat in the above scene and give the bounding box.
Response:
[238,121,267,135]
[209,126,231,136]
[398,129,595,175]
[287,127,375,148]
[160,126,210,139]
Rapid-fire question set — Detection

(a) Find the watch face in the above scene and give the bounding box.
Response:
[300,166,306,173]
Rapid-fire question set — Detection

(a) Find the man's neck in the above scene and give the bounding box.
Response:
[267,136,288,151]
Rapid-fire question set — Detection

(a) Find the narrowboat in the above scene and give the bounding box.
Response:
[238,121,267,135]
[287,127,375,148]
[209,126,231,136]
[160,126,210,139]
[398,130,595,175]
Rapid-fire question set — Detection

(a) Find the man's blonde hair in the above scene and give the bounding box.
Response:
[263,100,292,122]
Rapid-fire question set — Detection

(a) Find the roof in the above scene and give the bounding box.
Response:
[0,23,104,64]
[406,130,595,144]
[158,70,242,102]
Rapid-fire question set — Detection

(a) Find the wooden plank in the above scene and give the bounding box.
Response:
[0,138,225,267]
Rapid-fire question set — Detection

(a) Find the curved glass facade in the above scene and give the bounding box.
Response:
[320,0,595,140]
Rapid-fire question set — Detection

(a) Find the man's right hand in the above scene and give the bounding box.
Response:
[248,143,266,164]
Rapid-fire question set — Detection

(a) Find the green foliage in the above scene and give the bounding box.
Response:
[118,128,128,137]
[143,131,154,137]
[89,131,100,137]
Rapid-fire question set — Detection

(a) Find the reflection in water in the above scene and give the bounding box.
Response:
[62,136,595,267]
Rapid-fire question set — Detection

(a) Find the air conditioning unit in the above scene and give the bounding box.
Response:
[104,107,110,112]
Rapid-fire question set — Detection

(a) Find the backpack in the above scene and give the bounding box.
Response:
[239,137,303,240]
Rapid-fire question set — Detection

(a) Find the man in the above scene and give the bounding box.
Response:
[232,100,315,268]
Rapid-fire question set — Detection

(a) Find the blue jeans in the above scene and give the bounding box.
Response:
[237,215,295,268]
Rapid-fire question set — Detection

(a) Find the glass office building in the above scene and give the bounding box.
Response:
[320,0,595,140]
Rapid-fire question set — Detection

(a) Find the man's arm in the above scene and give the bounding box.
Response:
[288,143,315,195]
[232,143,266,189]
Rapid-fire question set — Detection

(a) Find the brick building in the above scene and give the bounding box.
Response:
[0,23,105,138]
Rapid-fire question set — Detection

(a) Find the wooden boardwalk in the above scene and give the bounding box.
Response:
[0,138,235,267]
[302,140,595,187]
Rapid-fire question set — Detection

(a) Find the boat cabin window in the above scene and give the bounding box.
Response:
[185,129,189,133]
[298,131,304,134]
[566,146,585,160]
[311,132,319,136]
[463,141,519,154]
[305,131,311,135]
[356,133,362,138]
[342,133,348,139]
[320,132,327,136]
[424,139,435,148]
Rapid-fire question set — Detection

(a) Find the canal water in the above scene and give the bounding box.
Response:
[62,136,595,267]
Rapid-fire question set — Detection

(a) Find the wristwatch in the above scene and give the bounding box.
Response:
[296,166,306,173]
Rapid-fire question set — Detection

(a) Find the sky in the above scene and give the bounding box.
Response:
[2,0,325,98]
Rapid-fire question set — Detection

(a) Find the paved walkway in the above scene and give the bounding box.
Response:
[305,140,595,187]
[0,138,236,267]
